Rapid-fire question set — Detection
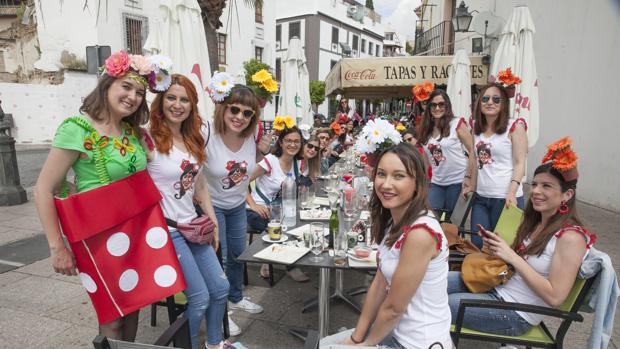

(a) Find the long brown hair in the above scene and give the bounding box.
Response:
[149,74,206,164]
[370,142,433,247]
[80,74,149,133]
[473,83,510,136]
[303,135,321,179]
[213,84,261,138]
[418,89,455,145]
[512,162,583,256]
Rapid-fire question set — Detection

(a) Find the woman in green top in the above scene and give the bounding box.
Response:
[34,51,154,341]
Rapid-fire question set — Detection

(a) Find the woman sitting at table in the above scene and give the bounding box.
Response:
[245,125,310,282]
[299,135,321,185]
[447,137,595,336]
[321,142,452,349]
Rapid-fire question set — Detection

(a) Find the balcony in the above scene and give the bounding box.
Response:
[413,20,454,56]
[0,0,21,17]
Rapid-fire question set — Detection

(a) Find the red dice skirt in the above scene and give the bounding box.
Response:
[54,170,186,324]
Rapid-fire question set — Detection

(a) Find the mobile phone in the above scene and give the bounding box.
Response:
[476,224,494,239]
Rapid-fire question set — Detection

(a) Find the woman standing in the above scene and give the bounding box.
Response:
[321,143,452,349]
[145,74,230,349]
[418,89,475,219]
[202,79,270,328]
[448,137,595,336]
[470,82,527,247]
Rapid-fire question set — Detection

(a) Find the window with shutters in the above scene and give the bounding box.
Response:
[289,21,301,40]
[331,27,339,45]
[369,42,373,55]
[218,33,227,65]
[352,35,358,51]
[255,46,263,62]
[123,13,148,55]
[276,24,281,43]
[361,39,366,53]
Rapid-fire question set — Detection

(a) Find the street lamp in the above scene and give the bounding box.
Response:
[452,1,474,32]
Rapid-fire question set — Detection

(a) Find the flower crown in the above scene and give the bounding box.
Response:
[249,69,279,103]
[496,67,521,87]
[207,71,235,103]
[396,123,407,134]
[330,121,343,136]
[412,81,434,102]
[102,51,172,92]
[355,118,402,154]
[541,136,579,182]
[273,115,296,133]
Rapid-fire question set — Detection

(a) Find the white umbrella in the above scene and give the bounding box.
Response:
[279,37,312,125]
[144,0,214,120]
[490,5,539,147]
[447,49,472,120]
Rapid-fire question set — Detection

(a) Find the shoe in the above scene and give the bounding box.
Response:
[227,316,241,336]
[229,297,264,314]
[259,264,270,278]
[205,340,235,349]
[287,267,310,282]
[498,346,518,349]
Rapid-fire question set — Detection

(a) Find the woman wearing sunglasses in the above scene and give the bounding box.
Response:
[418,89,476,220]
[301,136,321,181]
[202,83,271,332]
[470,83,527,248]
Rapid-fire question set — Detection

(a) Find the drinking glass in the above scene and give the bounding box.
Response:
[320,158,330,176]
[307,184,316,207]
[298,186,309,210]
[309,223,325,262]
[270,202,282,223]
[343,187,359,220]
[328,190,339,210]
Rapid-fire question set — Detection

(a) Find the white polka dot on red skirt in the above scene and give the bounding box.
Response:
[153,265,177,287]
[107,232,130,256]
[79,272,97,293]
[146,226,168,249]
[119,269,139,292]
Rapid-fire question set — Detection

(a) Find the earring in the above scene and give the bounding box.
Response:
[558,201,569,215]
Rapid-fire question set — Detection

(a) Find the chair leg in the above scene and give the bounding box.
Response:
[243,263,249,286]
[165,296,179,324]
[268,264,274,286]
[223,302,230,339]
[150,303,157,327]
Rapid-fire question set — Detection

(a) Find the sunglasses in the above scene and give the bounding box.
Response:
[481,95,501,104]
[228,105,255,119]
[429,102,446,109]
[306,143,319,151]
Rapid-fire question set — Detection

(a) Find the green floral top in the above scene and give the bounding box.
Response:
[52,115,147,193]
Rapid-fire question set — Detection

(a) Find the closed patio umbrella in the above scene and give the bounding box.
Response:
[144,0,214,120]
[279,37,312,125]
[447,49,472,120]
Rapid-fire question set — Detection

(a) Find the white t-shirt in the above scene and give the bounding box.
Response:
[250,154,301,206]
[474,118,526,198]
[377,212,452,349]
[495,225,593,325]
[147,144,201,225]
[423,117,468,186]
[203,122,256,209]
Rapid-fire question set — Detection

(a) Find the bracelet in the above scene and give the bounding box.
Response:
[350,334,363,344]
[511,179,521,185]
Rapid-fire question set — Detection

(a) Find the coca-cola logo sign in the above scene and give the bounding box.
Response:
[344,68,376,81]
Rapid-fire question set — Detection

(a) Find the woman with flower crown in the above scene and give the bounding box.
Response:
[470,70,528,248]
[34,51,185,340]
[202,71,273,333]
[447,137,596,337]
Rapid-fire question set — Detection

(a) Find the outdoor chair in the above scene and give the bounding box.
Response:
[94,316,190,349]
[451,272,599,348]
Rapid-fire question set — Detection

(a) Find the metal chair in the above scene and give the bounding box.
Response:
[94,316,190,349]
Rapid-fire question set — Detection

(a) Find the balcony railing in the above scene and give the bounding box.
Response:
[413,20,454,56]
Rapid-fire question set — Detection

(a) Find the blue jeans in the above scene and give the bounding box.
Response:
[214,203,247,303]
[470,194,524,248]
[246,209,268,232]
[171,230,229,348]
[319,328,406,349]
[429,182,462,217]
[447,271,531,336]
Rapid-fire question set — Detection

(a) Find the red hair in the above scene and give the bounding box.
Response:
[149,74,206,164]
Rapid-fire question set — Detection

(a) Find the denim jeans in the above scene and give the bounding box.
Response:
[428,182,462,217]
[470,194,524,248]
[170,230,230,348]
[246,209,268,232]
[214,203,247,303]
[447,271,531,336]
[319,328,406,349]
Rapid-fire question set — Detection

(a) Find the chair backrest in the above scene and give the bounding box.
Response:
[494,204,524,246]
[93,316,190,349]
[558,273,598,312]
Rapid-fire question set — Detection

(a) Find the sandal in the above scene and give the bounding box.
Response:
[259,264,270,279]
[287,267,310,282]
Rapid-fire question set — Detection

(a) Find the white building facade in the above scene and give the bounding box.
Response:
[274,0,385,118]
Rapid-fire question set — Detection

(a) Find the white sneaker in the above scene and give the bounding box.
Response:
[228,297,264,314]
[227,316,241,336]
[498,346,518,349]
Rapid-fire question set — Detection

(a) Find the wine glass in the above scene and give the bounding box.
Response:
[309,223,325,262]
[328,190,339,210]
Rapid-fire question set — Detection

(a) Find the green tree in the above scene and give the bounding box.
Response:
[405,41,414,55]
[309,80,326,112]
[365,0,374,10]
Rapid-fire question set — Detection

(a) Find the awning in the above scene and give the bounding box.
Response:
[339,42,352,54]
[325,55,489,99]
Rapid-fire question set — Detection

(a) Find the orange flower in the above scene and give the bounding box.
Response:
[412,81,434,102]
[547,136,572,152]
[552,149,578,171]
[422,81,434,93]
[497,67,521,87]
[541,149,554,164]
[330,121,342,135]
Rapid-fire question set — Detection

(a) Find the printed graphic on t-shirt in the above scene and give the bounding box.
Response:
[427,144,445,166]
[221,160,249,189]
[175,159,200,199]
[476,141,493,169]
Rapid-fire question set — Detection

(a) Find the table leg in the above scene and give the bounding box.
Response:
[318,267,330,338]
[302,269,365,314]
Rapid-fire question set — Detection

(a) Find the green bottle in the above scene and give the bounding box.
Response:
[329,208,338,249]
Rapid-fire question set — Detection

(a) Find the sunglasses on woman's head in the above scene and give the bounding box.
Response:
[306,143,319,151]
[481,95,501,104]
[228,105,255,119]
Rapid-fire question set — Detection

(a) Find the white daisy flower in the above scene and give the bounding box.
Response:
[355,135,377,154]
[152,69,172,92]
[150,55,173,72]
[209,71,234,93]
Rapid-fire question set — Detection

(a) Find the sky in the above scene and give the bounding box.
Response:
[372,0,421,45]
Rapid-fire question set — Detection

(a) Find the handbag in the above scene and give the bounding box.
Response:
[461,251,514,293]
[166,215,215,245]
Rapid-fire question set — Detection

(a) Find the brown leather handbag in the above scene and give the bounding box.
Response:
[461,252,515,293]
